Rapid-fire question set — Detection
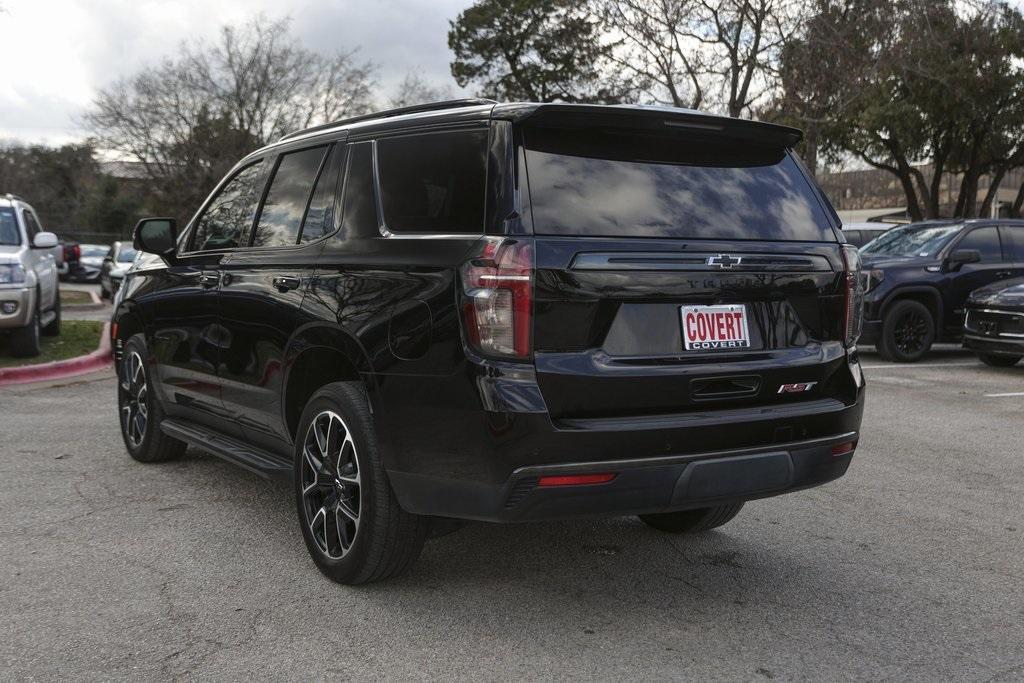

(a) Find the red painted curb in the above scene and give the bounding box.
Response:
[0,322,113,387]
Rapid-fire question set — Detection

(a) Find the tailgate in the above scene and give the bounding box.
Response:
[532,237,851,419]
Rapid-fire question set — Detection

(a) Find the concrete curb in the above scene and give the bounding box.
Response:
[62,288,105,310]
[0,322,113,387]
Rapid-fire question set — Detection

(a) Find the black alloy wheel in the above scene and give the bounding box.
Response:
[299,410,362,559]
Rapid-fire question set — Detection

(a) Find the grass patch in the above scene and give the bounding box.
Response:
[60,289,94,305]
[0,320,103,368]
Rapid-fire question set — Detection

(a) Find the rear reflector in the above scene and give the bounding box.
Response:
[831,440,857,456]
[537,473,616,487]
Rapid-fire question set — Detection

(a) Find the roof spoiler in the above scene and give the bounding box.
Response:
[491,103,803,148]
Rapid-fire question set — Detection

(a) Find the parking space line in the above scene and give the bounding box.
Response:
[860,362,978,370]
[984,392,1024,398]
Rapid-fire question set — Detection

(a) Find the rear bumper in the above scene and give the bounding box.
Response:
[389,431,858,522]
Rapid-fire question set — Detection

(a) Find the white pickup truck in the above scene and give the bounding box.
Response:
[0,194,61,357]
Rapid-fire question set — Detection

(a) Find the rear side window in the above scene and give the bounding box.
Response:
[23,210,41,241]
[340,143,378,240]
[376,130,488,234]
[522,127,835,241]
[253,146,329,248]
[300,145,345,244]
[957,227,1002,262]
[843,230,862,247]
[1000,226,1024,261]
[193,160,268,251]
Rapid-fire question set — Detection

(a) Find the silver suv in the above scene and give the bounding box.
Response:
[0,194,61,357]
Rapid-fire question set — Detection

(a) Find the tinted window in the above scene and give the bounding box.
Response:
[299,145,344,244]
[117,247,137,263]
[340,143,378,240]
[843,230,863,247]
[0,208,19,245]
[957,227,1002,262]
[192,160,268,251]
[23,211,41,241]
[253,146,328,248]
[377,130,488,234]
[523,127,834,241]
[1000,226,1024,261]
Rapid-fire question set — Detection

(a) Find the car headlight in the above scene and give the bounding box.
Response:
[0,264,26,284]
[861,269,885,293]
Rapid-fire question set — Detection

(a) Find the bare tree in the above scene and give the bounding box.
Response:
[388,72,455,109]
[598,0,803,117]
[86,16,376,221]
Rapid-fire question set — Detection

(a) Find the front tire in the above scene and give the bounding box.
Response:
[878,299,934,362]
[8,307,41,357]
[118,334,186,463]
[977,352,1022,367]
[294,382,429,585]
[639,502,745,533]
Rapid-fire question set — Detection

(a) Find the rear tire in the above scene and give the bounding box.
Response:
[294,382,429,585]
[977,352,1022,367]
[41,293,61,336]
[639,502,745,533]
[8,307,41,357]
[118,334,186,463]
[878,299,934,363]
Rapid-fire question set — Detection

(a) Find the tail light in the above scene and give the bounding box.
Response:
[841,244,864,348]
[460,238,534,359]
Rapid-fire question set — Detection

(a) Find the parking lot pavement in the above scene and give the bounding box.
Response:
[1,354,1022,680]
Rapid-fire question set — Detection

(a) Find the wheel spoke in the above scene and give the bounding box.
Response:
[300,409,361,560]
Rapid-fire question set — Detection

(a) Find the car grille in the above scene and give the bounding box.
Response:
[965,308,1024,338]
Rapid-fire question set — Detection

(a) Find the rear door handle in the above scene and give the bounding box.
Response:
[198,272,220,288]
[272,275,302,292]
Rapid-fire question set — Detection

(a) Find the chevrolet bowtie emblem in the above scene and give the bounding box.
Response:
[707,254,742,269]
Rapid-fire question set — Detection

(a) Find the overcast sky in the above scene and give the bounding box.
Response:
[0,0,474,145]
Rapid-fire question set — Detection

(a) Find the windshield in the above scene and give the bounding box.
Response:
[80,245,108,258]
[117,247,137,263]
[860,224,961,258]
[522,127,835,241]
[0,208,20,246]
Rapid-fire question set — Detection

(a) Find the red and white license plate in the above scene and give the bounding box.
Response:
[680,304,750,351]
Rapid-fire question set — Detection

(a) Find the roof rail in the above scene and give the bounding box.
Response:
[3,193,24,202]
[279,98,498,142]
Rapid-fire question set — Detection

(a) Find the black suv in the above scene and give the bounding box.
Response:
[859,219,1024,362]
[114,100,865,584]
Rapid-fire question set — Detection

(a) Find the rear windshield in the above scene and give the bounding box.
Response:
[522,127,835,241]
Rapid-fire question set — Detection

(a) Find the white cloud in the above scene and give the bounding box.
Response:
[0,0,472,144]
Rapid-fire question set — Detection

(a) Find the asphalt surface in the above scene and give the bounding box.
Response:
[1,350,1023,680]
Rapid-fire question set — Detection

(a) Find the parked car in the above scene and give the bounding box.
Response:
[859,219,1024,362]
[56,234,81,281]
[963,277,1024,367]
[74,244,109,283]
[0,194,61,356]
[841,221,897,248]
[114,100,865,584]
[99,241,137,299]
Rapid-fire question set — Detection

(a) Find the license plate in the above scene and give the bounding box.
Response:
[680,304,750,351]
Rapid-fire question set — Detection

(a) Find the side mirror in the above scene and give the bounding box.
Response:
[946,248,980,271]
[32,232,59,249]
[133,218,178,261]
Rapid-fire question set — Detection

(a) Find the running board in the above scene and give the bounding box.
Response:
[160,418,292,480]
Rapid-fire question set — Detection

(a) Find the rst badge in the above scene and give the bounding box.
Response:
[680,304,750,350]
[778,382,817,394]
